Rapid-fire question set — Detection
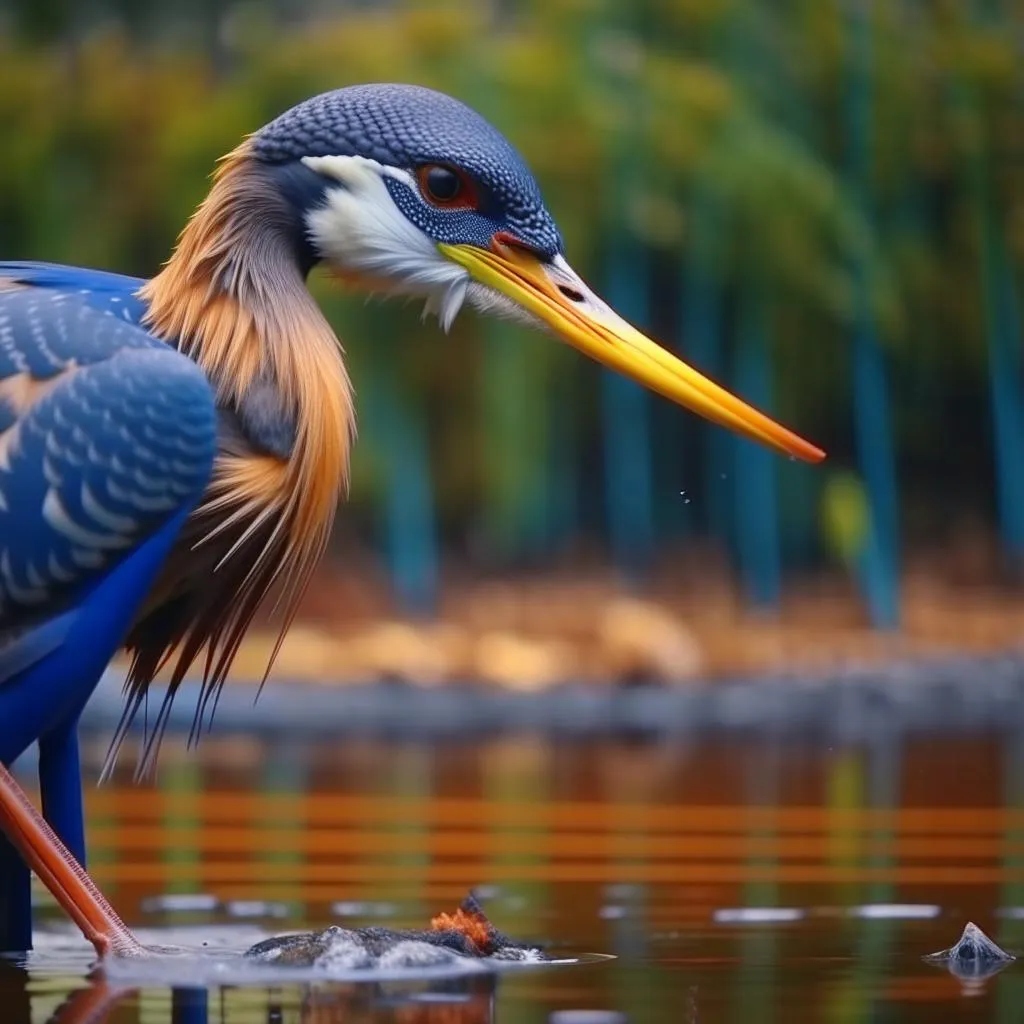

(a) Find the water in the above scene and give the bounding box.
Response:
[4,728,1024,1021]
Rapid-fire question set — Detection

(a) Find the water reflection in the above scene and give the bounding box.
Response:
[4,725,1024,1022]
[8,971,499,1024]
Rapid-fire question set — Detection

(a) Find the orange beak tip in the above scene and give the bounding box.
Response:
[440,241,828,468]
[789,446,826,465]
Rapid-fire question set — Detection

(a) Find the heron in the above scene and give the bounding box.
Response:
[0,83,824,955]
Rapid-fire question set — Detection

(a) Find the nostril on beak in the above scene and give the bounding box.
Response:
[558,285,585,303]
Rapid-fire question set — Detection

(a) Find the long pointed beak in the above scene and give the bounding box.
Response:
[440,239,825,464]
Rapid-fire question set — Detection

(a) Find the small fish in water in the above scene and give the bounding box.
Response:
[245,892,543,970]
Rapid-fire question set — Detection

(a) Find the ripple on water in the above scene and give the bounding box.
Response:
[24,924,612,989]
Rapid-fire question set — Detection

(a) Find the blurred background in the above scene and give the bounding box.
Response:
[1,0,1022,685]
[5,4,1024,1020]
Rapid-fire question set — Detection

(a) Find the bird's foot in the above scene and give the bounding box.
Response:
[0,761,142,958]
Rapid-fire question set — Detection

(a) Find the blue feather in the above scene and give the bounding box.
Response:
[0,261,150,326]
[0,263,218,949]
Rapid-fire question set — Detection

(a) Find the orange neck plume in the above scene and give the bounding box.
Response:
[114,141,355,778]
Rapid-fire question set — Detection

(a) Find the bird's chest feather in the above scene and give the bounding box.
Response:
[229,375,298,461]
[144,373,300,607]
[123,310,353,703]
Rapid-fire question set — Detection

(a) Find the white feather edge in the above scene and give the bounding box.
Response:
[301,154,542,333]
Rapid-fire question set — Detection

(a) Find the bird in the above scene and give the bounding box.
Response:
[0,83,824,955]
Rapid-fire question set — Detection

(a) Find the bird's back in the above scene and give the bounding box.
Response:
[0,261,219,765]
[0,261,150,320]
[0,260,217,633]
[0,243,351,777]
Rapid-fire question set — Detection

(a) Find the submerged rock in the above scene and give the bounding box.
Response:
[245,892,543,969]
[924,922,1015,982]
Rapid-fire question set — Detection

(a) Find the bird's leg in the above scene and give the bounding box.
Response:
[51,977,130,1024]
[172,987,211,1024]
[0,826,31,952]
[39,715,87,865]
[0,760,142,957]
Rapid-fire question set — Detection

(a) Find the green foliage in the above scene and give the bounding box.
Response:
[0,0,1019,560]
[820,470,871,568]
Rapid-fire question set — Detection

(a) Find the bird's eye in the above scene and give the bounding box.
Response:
[424,166,460,201]
[417,164,476,209]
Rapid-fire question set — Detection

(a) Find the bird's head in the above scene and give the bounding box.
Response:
[252,84,824,462]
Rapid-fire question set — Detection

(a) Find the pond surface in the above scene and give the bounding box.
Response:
[4,725,1024,1022]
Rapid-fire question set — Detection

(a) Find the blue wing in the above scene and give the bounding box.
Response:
[0,261,150,325]
[0,265,218,685]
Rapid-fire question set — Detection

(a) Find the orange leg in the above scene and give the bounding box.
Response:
[52,978,129,1024]
[0,761,141,957]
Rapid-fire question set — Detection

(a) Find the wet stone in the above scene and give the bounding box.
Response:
[246,892,543,969]
[323,933,461,970]
[924,921,1016,978]
[253,927,460,970]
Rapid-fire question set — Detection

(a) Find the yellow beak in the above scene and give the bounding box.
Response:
[440,238,825,464]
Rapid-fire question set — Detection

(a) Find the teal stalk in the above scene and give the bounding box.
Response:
[259,738,308,916]
[978,194,1024,562]
[766,2,826,573]
[589,8,655,580]
[364,311,438,615]
[469,52,554,564]
[844,0,900,628]
[547,372,581,551]
[959,0,1024,563]
[733,291,782,607]
[160,756,202,896]
[479,324,553,561]
[836,730,901,1019]
[602,247,655,578]
[852,730,902,994]
[680,195,732,549]
[730,741,781,1024]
